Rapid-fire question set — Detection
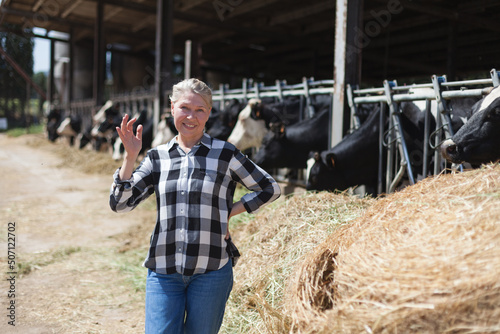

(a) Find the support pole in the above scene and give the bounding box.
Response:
[93,0,105,107]
[331,0,363,148]
[69,28,74,102]
[154,0,173,135]
[49,39,55,105]
[331,0,348,148]
[184,40,192,80]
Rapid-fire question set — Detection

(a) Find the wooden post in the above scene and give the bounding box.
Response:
[331,0,363,148]
[93,0,105,107]
[49,39,55,106]
[154,0,173,135]
[69,28,74,103]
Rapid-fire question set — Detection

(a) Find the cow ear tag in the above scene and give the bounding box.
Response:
[279,124,285,137]
[330,156,336,167]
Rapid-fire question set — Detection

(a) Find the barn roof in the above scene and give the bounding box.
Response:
[1,0,499,85]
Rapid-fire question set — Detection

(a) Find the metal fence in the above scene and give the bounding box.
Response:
[60,70,498,195]
[347,68,499,194]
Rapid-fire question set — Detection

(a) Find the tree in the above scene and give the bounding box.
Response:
[0,24,34,125]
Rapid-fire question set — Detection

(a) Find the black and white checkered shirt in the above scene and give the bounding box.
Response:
[110,133,281,276]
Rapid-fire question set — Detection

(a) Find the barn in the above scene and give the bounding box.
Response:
[1,0,499,192]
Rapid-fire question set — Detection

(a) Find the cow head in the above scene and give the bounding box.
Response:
[441,86,500,165]
[227,100,267,150]
[248,98,263,120]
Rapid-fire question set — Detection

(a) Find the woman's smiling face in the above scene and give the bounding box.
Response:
[171,91,211,142]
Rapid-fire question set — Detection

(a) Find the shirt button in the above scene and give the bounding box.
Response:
[181,191,185,195]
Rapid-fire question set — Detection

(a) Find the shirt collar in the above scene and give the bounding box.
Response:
[166,132,212,151]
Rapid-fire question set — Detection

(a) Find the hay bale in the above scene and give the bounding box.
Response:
[289,164,500,333]
[223,192,374,333]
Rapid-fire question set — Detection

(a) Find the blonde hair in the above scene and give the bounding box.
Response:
[170,78,212,109]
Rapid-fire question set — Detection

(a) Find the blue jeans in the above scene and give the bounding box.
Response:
[145,261,233,334]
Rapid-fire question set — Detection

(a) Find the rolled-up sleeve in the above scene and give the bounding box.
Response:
[109,152,156,213]
[230,151,281,214]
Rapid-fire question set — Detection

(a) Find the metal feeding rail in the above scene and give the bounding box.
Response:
[212,77,334,120]
[211,77,335,187]
[347,68,499,194]
[212,77,335,103]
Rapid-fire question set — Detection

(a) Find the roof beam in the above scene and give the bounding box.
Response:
[269,1,335,26]
[131,14,155,33]
[61,0,84,19]
[226,0,282,19]
[400,0,500,33]
[175,0,207,12]
[32,0,45,12]
[103,5,123,21]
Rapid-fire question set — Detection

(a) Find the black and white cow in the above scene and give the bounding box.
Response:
[252,106,331,170]
[46,108,64,142]
[306,106,384,193]
[227,97,303,151]
[151,113,178,147]
[307,91,480,194]
[441,86,500,165]
[207,99,245,141]
[56,114,82,146]
[91,102,122,152]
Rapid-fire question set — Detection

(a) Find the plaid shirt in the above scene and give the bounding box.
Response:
[110,133,281,276]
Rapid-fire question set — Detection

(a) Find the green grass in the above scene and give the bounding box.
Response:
[112,248,148,292]
[5,124,44,136]
[17,246,82,277]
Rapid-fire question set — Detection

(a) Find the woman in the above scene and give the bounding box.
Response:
[109,78,281,334]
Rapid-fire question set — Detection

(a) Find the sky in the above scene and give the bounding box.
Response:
[33,38,50,73]
[33,28,51,73]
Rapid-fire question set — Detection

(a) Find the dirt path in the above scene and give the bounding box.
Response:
[0,134,153,333]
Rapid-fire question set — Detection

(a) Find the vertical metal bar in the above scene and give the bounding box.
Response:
[395,112,415,184]
[491,68,500,87]
[383,80,415,188]
[423,99,431,178]
[303,77,313,118]
[254,82,260,99]
[378,102,386,195]
[242,78,248,103]
[184,40,191,80]
[276,80,283,102]
[431,75,462,173]
[346,84,360,130]
[219,83,225,107]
